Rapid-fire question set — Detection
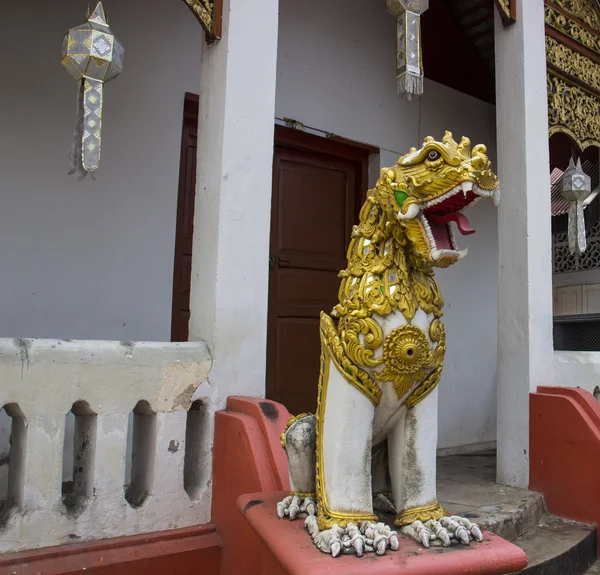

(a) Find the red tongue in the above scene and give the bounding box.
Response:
[429,212,475,235]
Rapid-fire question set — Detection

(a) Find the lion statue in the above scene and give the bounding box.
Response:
[277,132,500,557]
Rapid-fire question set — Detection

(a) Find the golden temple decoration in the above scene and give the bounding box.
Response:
[547,72,600,150]
[182,0,222,42]
[545,4,600,56]
[545,0,600,150]
[546,36,600,93]
[547,0,600,31]
[494,0,517,25]
[395,502,445,527]
[320,314,382,406]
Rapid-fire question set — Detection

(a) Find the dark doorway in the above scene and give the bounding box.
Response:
[266,126,372,416]
[171,93,199,342]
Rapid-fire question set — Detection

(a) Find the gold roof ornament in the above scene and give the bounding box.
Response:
[561,157,592,254]
[61,2,124,180]
[545,0,600,150]
[181,0,222,43]
[494,0,517,25]
[386,0,428,100]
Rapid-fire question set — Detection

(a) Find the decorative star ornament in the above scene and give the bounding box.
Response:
[62,2,124,180]
[561,157,592,254]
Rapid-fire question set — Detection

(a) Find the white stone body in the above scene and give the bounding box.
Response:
[321,307,438,518]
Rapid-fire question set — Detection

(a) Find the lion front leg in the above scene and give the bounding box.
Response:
[311,354,398,557]
[391,387,483,547]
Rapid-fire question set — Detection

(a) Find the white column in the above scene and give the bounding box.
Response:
[189,0,279,403]
[495,0,555,488]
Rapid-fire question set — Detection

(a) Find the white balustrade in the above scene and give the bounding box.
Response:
[0,338,213,553]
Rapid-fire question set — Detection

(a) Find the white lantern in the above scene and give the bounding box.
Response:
[62,2,124,180]
[386,0,429,100]
[561,157,592,254]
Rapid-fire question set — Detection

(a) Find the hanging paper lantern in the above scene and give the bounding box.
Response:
[561,157,592,254]
[61,2,123,180]
[386,0,429,100]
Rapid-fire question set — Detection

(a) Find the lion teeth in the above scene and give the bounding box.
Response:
[431,248,464,261]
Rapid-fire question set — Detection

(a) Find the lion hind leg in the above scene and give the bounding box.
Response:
[392,387,484,547]
[278,414,317,520]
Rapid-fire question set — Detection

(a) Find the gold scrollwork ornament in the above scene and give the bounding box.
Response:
[549,0,600,31]
[545,5,600,56]
[546,36,600,93]
[547,71,600,150]
[182,0,221,41]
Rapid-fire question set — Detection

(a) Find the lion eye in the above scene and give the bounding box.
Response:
[427,150,441,161]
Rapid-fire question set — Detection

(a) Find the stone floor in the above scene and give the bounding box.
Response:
[588,561,600,574]
[437,451,545,542]
[436,450,598,575]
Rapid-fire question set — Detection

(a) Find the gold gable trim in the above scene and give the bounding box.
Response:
[182,0,222,42]
[547,71,600,150]
[547,0,600,32]
[545,4,600,55]
[546,36,600,94]
[545,0,600,150]
[494,0,517,25]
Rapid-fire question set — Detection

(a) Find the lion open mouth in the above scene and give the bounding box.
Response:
[418,181,499,261]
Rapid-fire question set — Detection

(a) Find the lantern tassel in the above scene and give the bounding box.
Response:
[81,78,103,172]
[69,81,92,181]
[397,70,423,100]
[568,200,587,254]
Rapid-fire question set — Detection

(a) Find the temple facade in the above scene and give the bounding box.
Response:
[1,0,600,573]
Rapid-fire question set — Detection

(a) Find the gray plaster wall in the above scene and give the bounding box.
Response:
[0,0,202,341]
[276,0,498,450]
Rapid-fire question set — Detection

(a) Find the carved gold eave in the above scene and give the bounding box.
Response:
[547,71,600,150]
[182,0,222,42]
[545,0,600,150]
[494,0,517,25]
[546,0,600,32]
[545,4,600,56]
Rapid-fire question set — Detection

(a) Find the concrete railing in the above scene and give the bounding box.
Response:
[0,338,213,553]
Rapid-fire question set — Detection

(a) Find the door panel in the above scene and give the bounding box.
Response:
[266,130,369,416]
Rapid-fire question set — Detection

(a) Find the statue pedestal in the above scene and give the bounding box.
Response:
[237,492,528,575]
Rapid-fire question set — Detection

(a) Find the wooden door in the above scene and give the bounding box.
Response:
[171,93,199,342]
[266,127,370,416]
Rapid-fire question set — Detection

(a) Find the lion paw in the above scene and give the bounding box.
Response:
[373,493,397,514]
[305,517,399,557]
[402,516,483,548]
[277,494,317,520]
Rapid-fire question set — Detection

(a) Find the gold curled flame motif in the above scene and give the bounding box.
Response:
[320,132,498,405]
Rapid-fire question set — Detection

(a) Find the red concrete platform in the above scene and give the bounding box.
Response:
[238,492,528,575]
